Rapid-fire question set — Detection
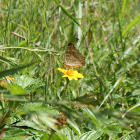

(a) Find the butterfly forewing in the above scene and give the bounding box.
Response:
[64,43,85,68]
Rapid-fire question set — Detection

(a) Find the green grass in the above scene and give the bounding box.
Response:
[0,0,140,139]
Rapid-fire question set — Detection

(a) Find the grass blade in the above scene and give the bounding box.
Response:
[0,62,36,78]
[99,77,124,108]
[0,56,18,66]
[54,0,80,27]
[118,15,140,41]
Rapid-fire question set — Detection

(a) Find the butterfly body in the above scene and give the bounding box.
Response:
[64,43,85,68]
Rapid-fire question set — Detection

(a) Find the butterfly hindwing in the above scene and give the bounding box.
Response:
[64,43,85,68]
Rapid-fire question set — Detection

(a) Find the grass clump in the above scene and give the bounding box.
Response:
[0,0,140,139]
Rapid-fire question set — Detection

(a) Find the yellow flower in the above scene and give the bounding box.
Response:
[6,76,15,82]
[57,68,84,81]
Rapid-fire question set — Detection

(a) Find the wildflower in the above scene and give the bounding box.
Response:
[6,76,15,82]
[57,68,84,81]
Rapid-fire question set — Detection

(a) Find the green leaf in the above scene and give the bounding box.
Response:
[54,132,68,140]
[7,83,27,95]
[22,102,59,114]
[78,130,103,140]
[14,75,37,89]
[41,133,50,140]
[59,127,75,140]
[18,41,27,47]
[0,127,30,140]
[0,62,35,78]
[82,108,100,126]
[14,120,44,131]
[0,136,31,140]
[67,119,81,136]
[104,125,122,139]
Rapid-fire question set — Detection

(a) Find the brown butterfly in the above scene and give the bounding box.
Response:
[64,43,85,68]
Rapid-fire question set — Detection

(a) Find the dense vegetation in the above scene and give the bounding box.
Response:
[0,0,140,139]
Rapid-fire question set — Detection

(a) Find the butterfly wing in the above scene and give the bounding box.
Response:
[64,43,85,68]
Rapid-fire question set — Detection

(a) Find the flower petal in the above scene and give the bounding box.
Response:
[58,68,84,81]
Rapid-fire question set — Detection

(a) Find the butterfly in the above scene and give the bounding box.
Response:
[64,43,85,68]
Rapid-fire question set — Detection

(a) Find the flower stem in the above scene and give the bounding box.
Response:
[62,78,69,99]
